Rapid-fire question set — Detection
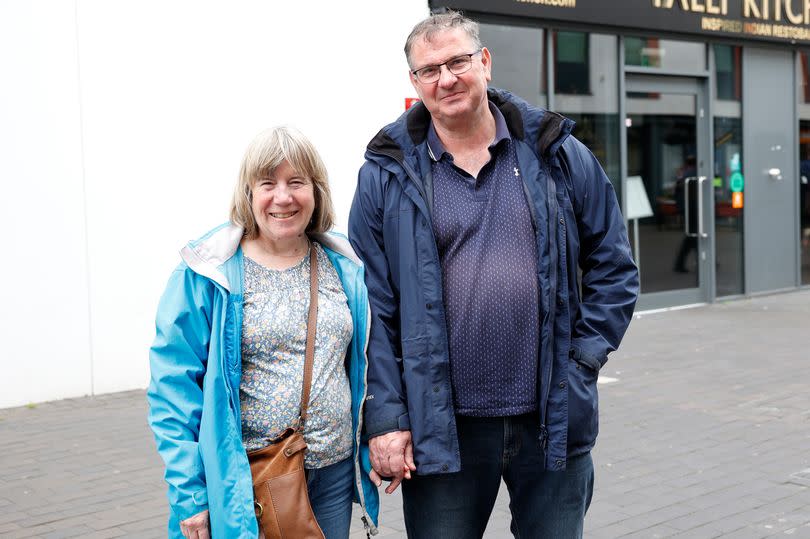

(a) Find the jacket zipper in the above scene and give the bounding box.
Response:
[515,142,557,461]
[539,156,559,466]
[353,299,378,536]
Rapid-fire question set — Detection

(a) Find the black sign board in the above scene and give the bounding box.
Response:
[434,0,810,45]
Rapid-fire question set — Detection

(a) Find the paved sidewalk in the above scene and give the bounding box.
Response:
[1,290,809,538]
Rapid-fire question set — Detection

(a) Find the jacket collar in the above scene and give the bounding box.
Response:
[366,87,575,162]
[180,222,361,293]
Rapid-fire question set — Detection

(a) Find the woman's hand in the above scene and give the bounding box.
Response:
[180,509,210,539]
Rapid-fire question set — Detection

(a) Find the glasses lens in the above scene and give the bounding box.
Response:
[447,56,473,75]
[417,66,440,83]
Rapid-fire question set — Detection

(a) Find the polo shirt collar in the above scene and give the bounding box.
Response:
[427,101,511,162]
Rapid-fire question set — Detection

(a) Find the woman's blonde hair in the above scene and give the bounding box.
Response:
[230,126,335,239]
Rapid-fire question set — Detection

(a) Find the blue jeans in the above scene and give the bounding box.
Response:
[306,457,353,539]
[401,414,594,539]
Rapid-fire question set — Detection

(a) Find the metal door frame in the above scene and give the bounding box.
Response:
[623,75,715,311]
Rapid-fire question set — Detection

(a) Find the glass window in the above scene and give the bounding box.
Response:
[714,45,741,101]
[799,52,810,285]
[801,52,810,104]
[713,45,744,297]
[554,32,620,200]
[625,37,654,67]
[713,117,744,296]
[626,90,700,293]
[555,31,589,95]
[625,36,706,72]
[479,23,546,108]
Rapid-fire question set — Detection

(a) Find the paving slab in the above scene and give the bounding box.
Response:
[0,290,808,538]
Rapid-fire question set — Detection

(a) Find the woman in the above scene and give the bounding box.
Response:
[147,126,379,538]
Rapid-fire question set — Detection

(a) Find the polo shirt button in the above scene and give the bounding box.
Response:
[559,381,566,389]
[559,217,565,225]
[556,459,563,467]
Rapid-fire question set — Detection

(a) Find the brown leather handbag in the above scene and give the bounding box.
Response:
[246,246,325,539]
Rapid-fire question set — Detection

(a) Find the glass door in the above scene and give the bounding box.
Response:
[625,75,713,309]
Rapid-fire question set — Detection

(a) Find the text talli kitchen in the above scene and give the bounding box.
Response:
[654,0,810,25]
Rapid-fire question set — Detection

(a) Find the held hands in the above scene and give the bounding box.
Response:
[368,430,417,494]
[180,509,210,539]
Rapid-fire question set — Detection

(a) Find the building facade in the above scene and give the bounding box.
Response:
[4,0,809,408]
[440,0,810,310]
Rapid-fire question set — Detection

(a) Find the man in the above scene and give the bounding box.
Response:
[348,11,638,538]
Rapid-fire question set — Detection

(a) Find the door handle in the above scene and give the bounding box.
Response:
[697,176,708,238]
[768,168,782,181]
[684,177,696,238]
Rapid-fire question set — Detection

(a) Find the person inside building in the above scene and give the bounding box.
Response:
[672,154,698,273]
[800,150,810,248]
[348,10,639,539]
[147,126,378,538]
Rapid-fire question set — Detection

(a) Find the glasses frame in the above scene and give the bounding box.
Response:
[410,49,483,84]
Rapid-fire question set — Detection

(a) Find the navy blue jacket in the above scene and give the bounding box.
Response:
[348,89,639,473]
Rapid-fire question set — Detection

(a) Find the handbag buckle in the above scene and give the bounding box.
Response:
[254,500,263,517]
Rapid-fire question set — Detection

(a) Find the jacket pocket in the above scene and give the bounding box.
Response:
[567,355,599,451]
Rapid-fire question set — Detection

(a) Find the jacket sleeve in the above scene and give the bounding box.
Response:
[146,264,213,522]
[348,162,410,438]
[563,140,639,370]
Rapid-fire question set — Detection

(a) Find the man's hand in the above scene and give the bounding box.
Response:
[369,430,417,494]
[180,509,210,539]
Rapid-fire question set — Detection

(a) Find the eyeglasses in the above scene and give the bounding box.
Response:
[410,50,482,84]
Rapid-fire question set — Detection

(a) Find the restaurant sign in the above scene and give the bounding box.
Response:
[437,0,810,44]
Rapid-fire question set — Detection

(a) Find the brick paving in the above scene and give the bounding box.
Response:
[0,290,809,538]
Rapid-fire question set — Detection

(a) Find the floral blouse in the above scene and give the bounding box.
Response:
[240,242,353,469]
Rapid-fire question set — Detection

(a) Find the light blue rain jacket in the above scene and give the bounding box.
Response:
[147,223,380,538]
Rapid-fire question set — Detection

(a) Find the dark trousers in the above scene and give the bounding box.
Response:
[402,414,594,539]
[674,236,697,272]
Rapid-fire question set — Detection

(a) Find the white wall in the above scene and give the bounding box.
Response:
[0,1,93,405]
[0,0,428,408]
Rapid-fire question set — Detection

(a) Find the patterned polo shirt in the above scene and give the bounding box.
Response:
[429,103,540,417]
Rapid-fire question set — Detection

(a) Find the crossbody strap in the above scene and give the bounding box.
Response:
[299,243,318,427]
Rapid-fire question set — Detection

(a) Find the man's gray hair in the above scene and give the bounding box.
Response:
[404,10,482,69]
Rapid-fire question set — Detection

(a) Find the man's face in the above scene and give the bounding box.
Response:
[409,28,491,126]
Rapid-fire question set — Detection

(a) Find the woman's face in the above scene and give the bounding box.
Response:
[251,160,316,244]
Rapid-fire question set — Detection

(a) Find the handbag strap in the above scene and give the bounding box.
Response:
[299,242,318,427]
